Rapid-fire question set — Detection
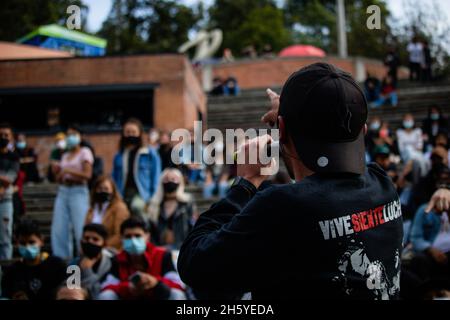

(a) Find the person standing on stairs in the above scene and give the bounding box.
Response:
[51,125,94,259]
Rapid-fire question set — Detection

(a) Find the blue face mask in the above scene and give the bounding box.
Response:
[123,237,147,255]
[431,113,440,121]
[16,141,26,150]
[66,134,80,149]
[18,244,40,260]
[370,122,381,131]
[403,120,414,129]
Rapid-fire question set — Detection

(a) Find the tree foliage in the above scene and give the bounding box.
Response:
[98,0,201,54]
[208,0,289,55]
[0,0,87,41]
[283,0,391,59]
[389,0,450,78]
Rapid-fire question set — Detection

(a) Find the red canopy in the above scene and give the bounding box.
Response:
[279,45,326,58]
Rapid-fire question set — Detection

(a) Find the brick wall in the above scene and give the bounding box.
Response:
[27,132,121,178]
[206,56,409,89]
[0,54,205,131]
[0,54,206,177]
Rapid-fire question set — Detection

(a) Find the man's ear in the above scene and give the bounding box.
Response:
[363,124,368,136]
[278,116,286,144]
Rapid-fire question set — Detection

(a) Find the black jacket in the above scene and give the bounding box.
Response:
[2,255,67,300]
[178,164,403,300]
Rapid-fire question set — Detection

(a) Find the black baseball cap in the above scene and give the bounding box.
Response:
[279,63,368,174]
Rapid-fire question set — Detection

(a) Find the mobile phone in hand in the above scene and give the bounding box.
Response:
[129,272,141,286]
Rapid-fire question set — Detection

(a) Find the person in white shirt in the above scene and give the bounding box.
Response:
[407,36,424,81]
[397,114,428,176]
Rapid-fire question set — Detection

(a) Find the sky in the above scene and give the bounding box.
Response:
[82,0,450,33]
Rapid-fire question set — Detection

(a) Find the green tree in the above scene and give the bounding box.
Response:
[229,5,290,53]
[208,0,289,56]
[390,0,450,78]
[346,0,391,59]
[284,0,336,50]
[146,0,202,53]
[98,0,148,54]
[283,0,392,59]
[0,0,87,41]
[98,0,201,55]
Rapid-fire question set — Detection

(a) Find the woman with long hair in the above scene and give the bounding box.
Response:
[112,118,161,219]
[148,168,197,250]
[84,176,130,249]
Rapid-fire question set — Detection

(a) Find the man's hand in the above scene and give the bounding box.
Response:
[0,176,11,188]
[428,247,448,265]
[261,88,280,127]
[12,291,29,300]
[132,272,159,292]
[139,272,159,290]
[236,135,275,188]
[129,272,159,296]
[425,189,450,213]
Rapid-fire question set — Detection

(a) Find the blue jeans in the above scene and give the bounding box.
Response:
[371,92,398,108]
[51,186,90,259]
[0,200,13,260]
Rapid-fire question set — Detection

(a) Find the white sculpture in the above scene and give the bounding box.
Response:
[178,29,223,62]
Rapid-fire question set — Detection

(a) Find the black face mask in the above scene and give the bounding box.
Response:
[94,192,112,203]
[0,137,9,148]
[431,155,444,170]
[163,182,179,194]
[122,136,140,146]
[81,241,102,258]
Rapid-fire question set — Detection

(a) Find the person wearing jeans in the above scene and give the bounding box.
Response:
[370,75,398,108]
[52,185,91,258]
[51,125,93,259]
[0,123,20,260]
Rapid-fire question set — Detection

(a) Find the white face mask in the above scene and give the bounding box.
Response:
[370,122,381,131]
[56,140,66,150]
[149,132,159,143]
[403,120,415,129]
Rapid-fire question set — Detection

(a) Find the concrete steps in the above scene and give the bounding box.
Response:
[16,183,218,257]
[207,85,450,132]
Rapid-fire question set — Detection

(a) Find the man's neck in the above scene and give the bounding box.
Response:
[292,160,314,182]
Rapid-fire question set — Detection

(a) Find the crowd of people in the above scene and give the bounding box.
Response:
[364,36,435,110]
[366,105,450,299]
[0,97,450,299]
[0,117,240,300]
[210,76,241,96]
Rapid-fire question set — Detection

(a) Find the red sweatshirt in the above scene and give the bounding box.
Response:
[104,242,184,299]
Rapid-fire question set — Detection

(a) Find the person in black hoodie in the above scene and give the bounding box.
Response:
[384,47,400,87]
[423,105,449,148]
[178,63,404,300]
[421,41,433,82]
[1,220,67,300]
[407,148,450,220]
